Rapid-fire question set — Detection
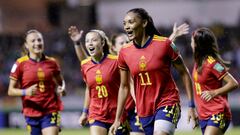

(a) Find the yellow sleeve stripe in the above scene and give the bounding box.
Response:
[17,55,29,63]
[9,76,17,81]
[81,57,91,65]
[153,35,167,41]
[107,54,118,59]
[207,56,215,64]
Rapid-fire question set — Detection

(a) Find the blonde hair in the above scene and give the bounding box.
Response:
[89,29,111,54]
[21,29,42,56]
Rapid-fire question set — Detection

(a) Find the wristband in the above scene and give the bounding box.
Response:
[75,41,81,46]
[22,89,26,96]
[188,100,195,108]
[82,108,89,114]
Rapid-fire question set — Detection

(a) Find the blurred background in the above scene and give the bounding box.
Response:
[0,0,240,132]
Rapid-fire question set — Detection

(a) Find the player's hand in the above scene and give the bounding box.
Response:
[187,107,198,129]
[109,121,121,135]
[57,85,66,97]
[78,113,88,126]
[26,84,38,96]
[68,26,84,42]
[169,23,189,42]
[173,23,189,36]
[201,90,216,102]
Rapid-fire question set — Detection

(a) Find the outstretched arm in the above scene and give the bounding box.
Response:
[68,26,88,62]
[169,23,189,42]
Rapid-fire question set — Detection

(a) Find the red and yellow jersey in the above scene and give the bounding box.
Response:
[81,54,125,123]
[118,35,180,117]
[192,56,231,120]
[9,55,63,117]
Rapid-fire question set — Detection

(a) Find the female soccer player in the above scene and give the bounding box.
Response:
[8,29,66,135]
[191,28,239,135]
[69,28,127,135]
[111,33,145,135]
[69,22,189,135]
[110,8,198,135]
[111,23,189,135]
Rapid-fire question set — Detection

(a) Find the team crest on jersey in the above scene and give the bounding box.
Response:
[95,70,102,84]
[213,63,224,73]
[37,68,45,80]
[139,56,147,71]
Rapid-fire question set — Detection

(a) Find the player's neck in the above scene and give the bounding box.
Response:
[29,53,43,62]
[92,52,104,63]
[135,33,150,47]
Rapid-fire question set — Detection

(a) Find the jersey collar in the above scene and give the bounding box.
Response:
[28,54,46,62]
[133,35,153,49]
[91,53,108,64]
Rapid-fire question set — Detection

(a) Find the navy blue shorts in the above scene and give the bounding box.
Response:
[127,109,144,133]
[199,113,230,134]
[139,104,181,135]
[89,119,128,135]
[25,112,61,135]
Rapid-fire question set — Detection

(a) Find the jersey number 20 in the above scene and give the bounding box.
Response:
[96,85,108,98]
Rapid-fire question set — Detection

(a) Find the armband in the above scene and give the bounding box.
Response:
[188,100,195,108]
[22,89,26,96]
[75,41,81,46]
[82,108,89,114]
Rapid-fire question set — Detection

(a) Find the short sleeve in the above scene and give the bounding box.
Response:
[81,66,87,83]
[53,61,61,76]
[9,62,21,80]
[210,62,227,80]
[118,49,128,70]
[167,40,179,61]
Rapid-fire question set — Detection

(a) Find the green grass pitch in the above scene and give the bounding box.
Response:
[0,128,240,135]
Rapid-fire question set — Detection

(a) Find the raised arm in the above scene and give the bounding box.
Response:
[169,23,189,42]
[68,26,88,62]
[173,56,198,129]
[109,69,130,135]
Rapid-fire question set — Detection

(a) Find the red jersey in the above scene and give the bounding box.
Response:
[81,54,125,123]
[125,95,135,112]
[9,55,63,117]
[118,35,180,117]
[192,56,231,120]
